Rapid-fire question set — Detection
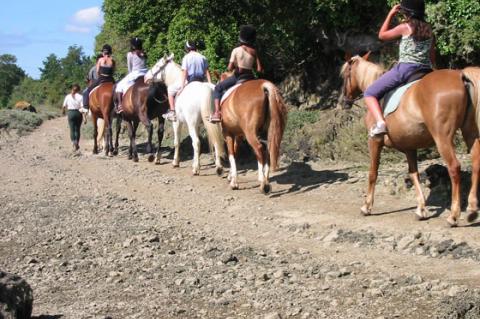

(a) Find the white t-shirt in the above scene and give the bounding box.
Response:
[63,93,83,110]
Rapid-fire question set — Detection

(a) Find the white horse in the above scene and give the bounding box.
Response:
[144,54,225,175]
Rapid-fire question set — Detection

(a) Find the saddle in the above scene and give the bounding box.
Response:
[382,68,432,116]
[220,78,252,105]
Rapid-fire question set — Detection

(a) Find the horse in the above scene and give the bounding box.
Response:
[89,82,115,156]
[340,52,480,226]
[216,71,288,194]
[113,77,169,163]
[144,54,225,175]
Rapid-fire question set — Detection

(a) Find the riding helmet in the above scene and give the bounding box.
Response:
[185,40,197,51]
[102,44,112,55]
[130,37,143,50]
[239,25,256,46]
[400,0,425,20]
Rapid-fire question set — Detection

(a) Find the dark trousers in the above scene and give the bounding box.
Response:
[213,72,254,100]
[67,110,82,143]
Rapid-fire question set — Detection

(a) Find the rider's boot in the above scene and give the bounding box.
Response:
[209,99,222,123]
[116,92,124,114]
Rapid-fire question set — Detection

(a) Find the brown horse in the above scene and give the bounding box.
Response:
[89,82,115,156]
[341,53,480,226]
[113,77,169,163]
[219,76,288,194]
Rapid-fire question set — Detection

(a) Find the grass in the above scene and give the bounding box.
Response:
[0,106,60,136]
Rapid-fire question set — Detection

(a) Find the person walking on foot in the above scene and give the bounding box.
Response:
[62,84,84,151]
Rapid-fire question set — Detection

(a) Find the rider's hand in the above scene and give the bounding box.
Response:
[389,4,401,16]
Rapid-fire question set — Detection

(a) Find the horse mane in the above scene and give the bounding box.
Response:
[340,56,385,91]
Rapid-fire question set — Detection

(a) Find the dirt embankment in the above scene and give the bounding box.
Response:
[1,117,480,318]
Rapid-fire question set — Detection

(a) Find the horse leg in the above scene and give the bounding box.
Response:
[226,135,239,190]
[187,123,201,176]
[155,117,165,165]
[126,121,134,160]
[361,137,383,216]
[245,132,270,194]
[92,114,98,154]
[172,120,182,168]
[104,117,113,157]
[113,116,121,156]
[405,150,428,220]
[436,141,461,227]
[466,139,480,223]
[146,120,155,162]
[132,120,139,162]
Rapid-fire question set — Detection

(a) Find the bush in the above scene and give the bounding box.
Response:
[0,107,60,136]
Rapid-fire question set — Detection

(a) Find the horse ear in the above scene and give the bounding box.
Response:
[163,53,167,59]
[344,51,352,61]
[167,53,174,61]
[362,51,371,61]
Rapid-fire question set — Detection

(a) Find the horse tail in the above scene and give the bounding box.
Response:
[200,85,226,159]
[262,81,288,171]
[462,67,480,132]
[97,118,105,145]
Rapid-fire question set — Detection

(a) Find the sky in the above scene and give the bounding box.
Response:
[0,0,104,79]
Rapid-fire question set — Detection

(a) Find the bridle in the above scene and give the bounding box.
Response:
[150,57,173,83]
[342,60,363,108]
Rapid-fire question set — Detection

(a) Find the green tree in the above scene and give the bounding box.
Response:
[0,54,25,108]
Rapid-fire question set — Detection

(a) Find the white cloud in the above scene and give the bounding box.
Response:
[72,7,103,25]
[65,24,91,34]
[65,6,103,33]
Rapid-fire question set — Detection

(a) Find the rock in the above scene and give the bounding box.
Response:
[0,270,33,319]
[447,285,468,297]
[323,230,340,243]
[397,235,416,250]
[264,312,282,319]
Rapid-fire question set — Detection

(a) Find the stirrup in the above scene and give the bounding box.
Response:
[208,112,222,123]
[369,122,387,137]
[162,110,177,122]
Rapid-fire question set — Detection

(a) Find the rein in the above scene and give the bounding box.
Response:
[342,60,364,108]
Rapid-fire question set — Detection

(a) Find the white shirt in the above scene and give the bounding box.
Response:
[63,93,83,110]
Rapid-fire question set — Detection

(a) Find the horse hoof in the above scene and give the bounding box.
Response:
[173,163,179,168]
[192,170,200,176]
[148,155,155,162]
[446,216,458,227]
[155,159,161,165]
[230,184,239,190]
[466,210,479,223]
[112,150,118,156]
[216,166,224,176]
[415,214,427,221]
[261,183,271,194]
[92,149,98,155]
[360,206,371,216]
[128,155,133,160]
[133,157,139,163]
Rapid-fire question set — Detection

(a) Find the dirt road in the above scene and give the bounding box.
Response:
[1,117,480,318]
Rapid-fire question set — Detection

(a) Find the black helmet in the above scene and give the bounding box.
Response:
[130,37,143,50]
[102,44,112,55]
[239,25,256,46]
[185,40,197,51]
[400,0,425,20]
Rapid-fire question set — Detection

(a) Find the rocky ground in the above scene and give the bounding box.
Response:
[1,117,480,319]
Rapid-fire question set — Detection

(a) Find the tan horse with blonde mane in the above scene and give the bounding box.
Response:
[218,73,288,194]
[341,52,480,226]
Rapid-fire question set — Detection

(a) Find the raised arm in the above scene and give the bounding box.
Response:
[378,4,410,41]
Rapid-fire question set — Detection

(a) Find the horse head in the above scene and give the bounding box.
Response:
[340,51,377,109]
[144,53,175,84]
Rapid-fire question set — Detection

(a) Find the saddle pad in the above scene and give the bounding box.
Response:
[89,85,100,98]
[220,83,242,105]
[383,80,419,117]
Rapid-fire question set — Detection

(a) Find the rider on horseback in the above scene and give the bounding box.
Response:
[82,45,115,110]
[115,37,148,114]
[210,25,263,123]
[364,0,435,137]
[163,40,212,122]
